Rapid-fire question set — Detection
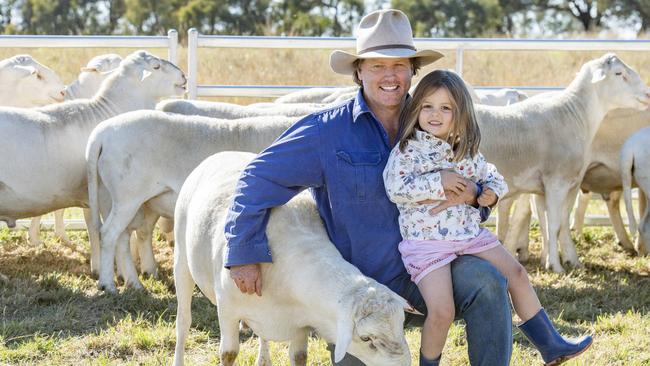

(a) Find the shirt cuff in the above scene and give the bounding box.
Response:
[224,242,273,268]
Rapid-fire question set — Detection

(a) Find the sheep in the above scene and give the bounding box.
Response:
[0,50,186,278]
[156,98,326,119]
[28,54,124,247]
[475,53,650,273]
[501,107,650,261]
[621,126,650,255]
[86,111,298,292]
[64,53,123,100]
[172,151,412,366]
[0,54,66,107]
[475,88,528,106]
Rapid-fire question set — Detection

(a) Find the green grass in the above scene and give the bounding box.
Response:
[0,226,649,365]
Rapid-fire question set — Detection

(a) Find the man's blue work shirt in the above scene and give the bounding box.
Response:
[224,90,488,296]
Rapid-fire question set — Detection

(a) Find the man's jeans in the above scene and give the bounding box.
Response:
[328,255,513,365]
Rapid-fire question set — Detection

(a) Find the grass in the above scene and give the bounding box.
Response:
[0,226,648,365]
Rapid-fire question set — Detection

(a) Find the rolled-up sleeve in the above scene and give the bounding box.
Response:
[223,116,324,267]
[383,146,446,204]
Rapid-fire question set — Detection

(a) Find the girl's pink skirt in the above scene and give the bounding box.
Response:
[398,228,501,284]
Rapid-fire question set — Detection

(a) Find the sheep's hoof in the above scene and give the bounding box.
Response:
[98,282,117,294]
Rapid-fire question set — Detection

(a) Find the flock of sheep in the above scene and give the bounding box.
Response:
[0,50,649,365]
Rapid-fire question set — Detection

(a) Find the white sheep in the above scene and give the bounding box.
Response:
[0,50,186,279]
[621,126,650,255]
[28,54,124,247]
[173,151,412,366]
[64,53,123,100]
[0,54,66,107]
[476,53,650,273]
[156,98,326,119]
[86,111,298,292]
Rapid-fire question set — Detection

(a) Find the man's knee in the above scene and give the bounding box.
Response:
[451,255,508,310]
[326,344,366,366]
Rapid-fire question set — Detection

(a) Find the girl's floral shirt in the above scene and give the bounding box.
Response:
[383,130,508,241]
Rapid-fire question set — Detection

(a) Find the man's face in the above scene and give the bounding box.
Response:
[357,58,413,110]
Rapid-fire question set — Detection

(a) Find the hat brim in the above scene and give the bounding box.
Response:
[329,48,444,75]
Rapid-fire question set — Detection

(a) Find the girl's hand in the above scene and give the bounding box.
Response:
[440,170,467,196]
[477,188,497,207]
[427,190,465,215]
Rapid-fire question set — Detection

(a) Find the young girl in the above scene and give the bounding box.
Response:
[383,70,592,366]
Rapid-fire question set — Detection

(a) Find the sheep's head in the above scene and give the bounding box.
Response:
[67,54,123,99]
[335,284,411,366]
[119,50,186,99]
[0,54,66,107]
[589,53,650,111]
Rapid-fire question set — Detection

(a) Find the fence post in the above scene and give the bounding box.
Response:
[455,46,464,77]
[187,28,199,99]
[167,29,178,65]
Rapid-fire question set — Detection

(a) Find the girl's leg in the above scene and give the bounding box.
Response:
[472,245,541,321]
[417,264,455,362]
[472,247,592,365]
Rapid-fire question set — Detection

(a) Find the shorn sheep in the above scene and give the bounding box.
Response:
[28,54,124,247]
[173,151,412,366]
[0,50,186,278]
[86,111,298,292]
[475,53,650,272]
[0,54,66,107]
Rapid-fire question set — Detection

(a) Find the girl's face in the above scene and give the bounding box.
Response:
[418,87,454,139]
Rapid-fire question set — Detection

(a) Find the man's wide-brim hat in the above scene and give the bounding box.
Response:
[330,9,444,75]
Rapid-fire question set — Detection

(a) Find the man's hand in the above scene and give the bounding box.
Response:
[477,188,497,207]
[440,170,467,196]
[230,263,262,296]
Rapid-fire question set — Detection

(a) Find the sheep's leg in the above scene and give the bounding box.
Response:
[636,187,650,255]
[604,191,635,251]
[173,243,195,366]
[28,216,42,246]
[289,328,309,366]
[571,190,591,235]
[256,338,272,366]
[53,209,73,247]
[541,186,566,273]
[558,187,581,268]
[496,195,514,242]
[132,209,159,278]
[533,194,549,265]
[115,231,142,289]
[218,308,240,366]
[158,217,175,246]
[636,190,649,255]
[98,201,144,293]
[504,194,532,261]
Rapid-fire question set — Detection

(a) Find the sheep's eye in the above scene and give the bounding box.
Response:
[153,65,161,70]
[615,72,623,76]
[360,336,370,342]
[35,73,43,80]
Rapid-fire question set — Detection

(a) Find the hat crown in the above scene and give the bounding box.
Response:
[356,9,415,54]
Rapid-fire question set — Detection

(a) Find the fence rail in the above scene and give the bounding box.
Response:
[186,32,650,99]
[0,30,179,66]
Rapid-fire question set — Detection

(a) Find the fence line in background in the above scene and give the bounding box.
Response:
[186,32,650,98]
[0,30,179,66]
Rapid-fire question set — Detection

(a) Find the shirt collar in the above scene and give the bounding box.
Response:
[352,89,370,123]
[413,129,452,149]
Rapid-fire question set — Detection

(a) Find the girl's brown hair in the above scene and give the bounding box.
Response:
[398,70,481,162]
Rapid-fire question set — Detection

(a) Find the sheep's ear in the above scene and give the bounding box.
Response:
[140,69,152,81]
[591,68,606,83]
[14,65,38,77]
[334,314,354,362]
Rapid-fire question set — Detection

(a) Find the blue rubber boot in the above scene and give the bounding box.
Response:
[419,351,440,366]
[518,309,593,365]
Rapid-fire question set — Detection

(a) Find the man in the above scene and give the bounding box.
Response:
[224,9,512,366]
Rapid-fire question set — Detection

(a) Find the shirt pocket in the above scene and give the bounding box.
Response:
[336,150,383,202]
